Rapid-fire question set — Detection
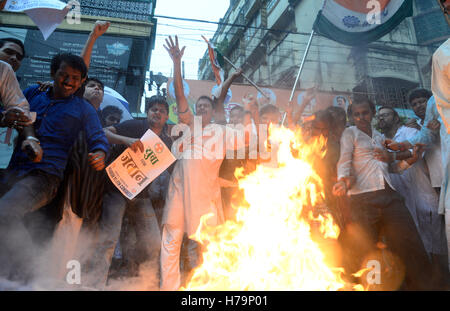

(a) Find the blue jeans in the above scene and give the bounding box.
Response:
[85,190,161,289]
[348,186,433,290]
[0,170,60,280]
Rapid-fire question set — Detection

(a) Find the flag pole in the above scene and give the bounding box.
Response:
[281,30,315,126]
[289,30,315,102]
[202,35,270,100]
[221,55,270,100]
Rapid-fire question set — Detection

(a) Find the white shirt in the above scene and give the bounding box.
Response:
[407,97,450,213]
[388,126,445,254]
[0,60,29,113]
[337,126,396,195]
[418,117,443,188]
[0,61,30,169]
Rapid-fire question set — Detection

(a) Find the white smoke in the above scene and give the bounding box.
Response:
[0,202,161,291]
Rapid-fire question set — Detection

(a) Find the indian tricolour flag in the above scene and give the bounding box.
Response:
[202,36,225,86]
[313,0,413,46]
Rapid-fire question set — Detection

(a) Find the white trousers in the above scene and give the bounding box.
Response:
[160,225,199,291]
[160,225,183,291]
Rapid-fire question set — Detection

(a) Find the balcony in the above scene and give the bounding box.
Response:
[244,0,264,19]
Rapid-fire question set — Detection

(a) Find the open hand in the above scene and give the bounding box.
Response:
[164,35,185,63]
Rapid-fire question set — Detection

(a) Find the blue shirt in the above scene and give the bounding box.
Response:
[8,85,109,179]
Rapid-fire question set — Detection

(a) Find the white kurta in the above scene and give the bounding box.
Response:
[408,97,450,215]
[388,126,446,255]
[163,122,245,236]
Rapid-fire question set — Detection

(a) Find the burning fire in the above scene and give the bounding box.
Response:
[183,126,364,291]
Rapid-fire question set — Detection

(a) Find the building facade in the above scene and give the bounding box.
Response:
[0,0,157,113]
[198,0,450,110]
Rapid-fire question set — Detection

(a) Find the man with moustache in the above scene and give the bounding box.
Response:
[85,95,172,289]
[161,36,250,290]
[0,53,108,281]
[0,37,34,168]
[376,105,449,288]
[332,98,432,290]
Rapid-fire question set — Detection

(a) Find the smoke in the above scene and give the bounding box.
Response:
[105,259,160,291]
[0,277,34,291]
[0,202,162,291]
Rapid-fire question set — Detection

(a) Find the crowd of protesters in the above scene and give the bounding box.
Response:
[0,20,448,291]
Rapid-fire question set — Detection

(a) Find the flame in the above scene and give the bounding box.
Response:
[182,126,364,291]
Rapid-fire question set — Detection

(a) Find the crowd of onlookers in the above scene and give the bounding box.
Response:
[0,22,448,291]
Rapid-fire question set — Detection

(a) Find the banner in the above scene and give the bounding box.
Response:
[4,0,71,40]
[165,79,355,124]
[313,0,413,46]
[106,129,176,200]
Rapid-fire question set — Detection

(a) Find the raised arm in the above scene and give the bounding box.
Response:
[242,94,259,125]
[81,21,111,70]
[103,126,143,153]
[164,36,192,125]
[214,68,243,124]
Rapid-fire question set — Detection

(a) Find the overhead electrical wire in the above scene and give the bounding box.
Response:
[1,7,437,94]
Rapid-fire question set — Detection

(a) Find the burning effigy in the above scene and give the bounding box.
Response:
[182,125,364,291]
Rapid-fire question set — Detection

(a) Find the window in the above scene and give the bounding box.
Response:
[372,77,419,109]
[247,11,261,38]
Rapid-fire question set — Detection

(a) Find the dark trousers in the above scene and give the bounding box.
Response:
[84,190,161,289]
[346,186,432,290]
[0,171,60,281]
